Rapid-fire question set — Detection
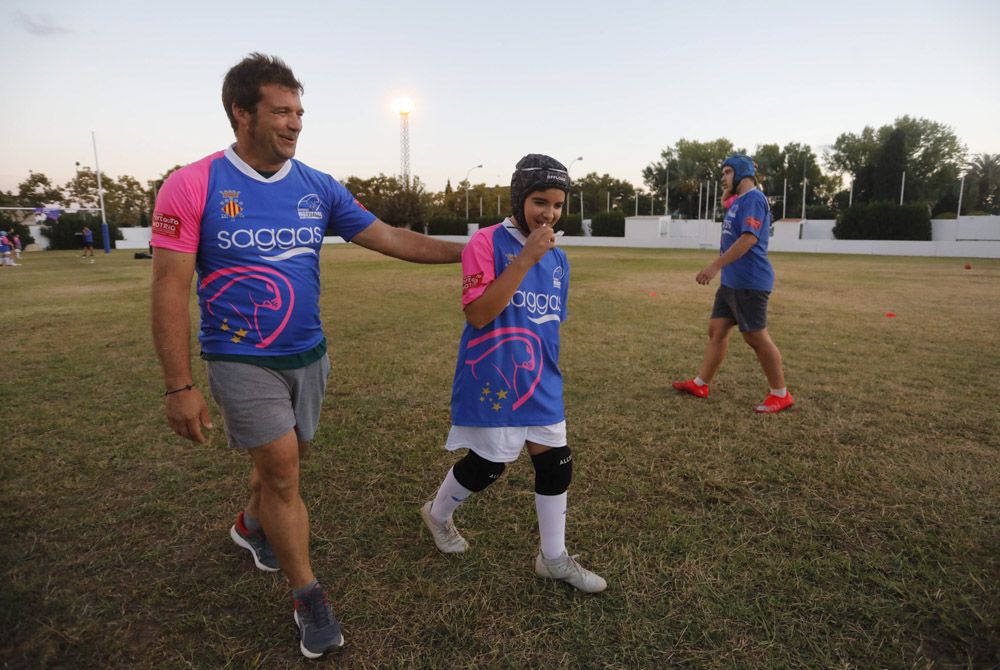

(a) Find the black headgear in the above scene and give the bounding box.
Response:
[510,154,570,234]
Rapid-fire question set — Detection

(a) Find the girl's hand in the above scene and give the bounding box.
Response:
[520,224,557,265]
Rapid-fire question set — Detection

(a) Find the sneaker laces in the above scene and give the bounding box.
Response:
[297,587,332,628]
[440,519,462,543]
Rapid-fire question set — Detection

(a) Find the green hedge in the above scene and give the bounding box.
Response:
[590,211,625,237]
[425,217,468,235]
[559,214,582,236]
[41,213,124,250]
[833,202,931,241]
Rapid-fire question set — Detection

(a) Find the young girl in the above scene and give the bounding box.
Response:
[420,154,606,593]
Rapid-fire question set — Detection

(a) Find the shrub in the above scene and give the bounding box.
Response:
[41,213,125,250]
[934,212,957,220]
[559,214,582,236]
[590,211,625,237]
[833,202,931,241]
[806,204,836,220]
[426,216,468,236]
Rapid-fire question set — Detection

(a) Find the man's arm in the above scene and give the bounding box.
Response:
[696,232,758,285]
[151,248,212,443]
[350,218,463,263]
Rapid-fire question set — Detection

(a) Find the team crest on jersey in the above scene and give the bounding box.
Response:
[297,194,324,220]
[219,190,245,219]
[552,266,563,289]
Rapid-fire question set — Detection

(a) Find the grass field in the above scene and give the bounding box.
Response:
[1,247,998,669]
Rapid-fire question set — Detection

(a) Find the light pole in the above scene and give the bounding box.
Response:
[957,174,965,218]
[566,156,582,215]
[465,164,482,220]
[395,98,413,189]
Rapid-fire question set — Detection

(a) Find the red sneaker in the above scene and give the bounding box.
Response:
[672,379,709,398]
[754,392,794,414]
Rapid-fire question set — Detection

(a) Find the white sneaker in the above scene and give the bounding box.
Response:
[534,551,607,593]
[420,501,468,553]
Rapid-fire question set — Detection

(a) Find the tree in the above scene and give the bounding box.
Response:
[103,175,150,227]
[572,172,636,217]
[642,138,739,218]
[827,116,965,207]
[17,172,63,206]
[965,153,1000,214]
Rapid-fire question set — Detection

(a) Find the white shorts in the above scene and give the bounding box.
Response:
[445,421,567,463]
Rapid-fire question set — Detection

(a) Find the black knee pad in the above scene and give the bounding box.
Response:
[452,450,506,492]
[531,446,572,495]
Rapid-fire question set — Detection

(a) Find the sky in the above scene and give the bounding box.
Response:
[2,0,998,197]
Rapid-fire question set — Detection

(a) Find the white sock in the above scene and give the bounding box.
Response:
[770,387,787,398]
[694,377,707,387]
[430,467,472,524]
[535,492,567,560]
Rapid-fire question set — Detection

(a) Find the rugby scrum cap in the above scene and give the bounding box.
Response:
[723,154,756,186]
[510,154,570,234]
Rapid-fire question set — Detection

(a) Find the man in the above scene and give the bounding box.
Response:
[672,154,794,414]
[150,53,463,659]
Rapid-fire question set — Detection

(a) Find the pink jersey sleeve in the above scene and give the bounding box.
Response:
[460,227,497,307]
[150,152,220,253]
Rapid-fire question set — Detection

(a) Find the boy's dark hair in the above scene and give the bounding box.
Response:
[222,53,303,132]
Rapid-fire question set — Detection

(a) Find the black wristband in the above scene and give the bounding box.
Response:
[164,383,195,396]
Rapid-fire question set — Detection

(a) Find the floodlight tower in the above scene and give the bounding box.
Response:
[396,98,413,188]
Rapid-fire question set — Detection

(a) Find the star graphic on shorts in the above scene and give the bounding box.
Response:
[481,385,491,396]
[220,319,230,332]
[496,390,508,400]
[230,335,242,344]
[492,402,502,411]
[235,328,248,338]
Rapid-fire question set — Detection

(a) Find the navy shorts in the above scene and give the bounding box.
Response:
[711,285,770,333]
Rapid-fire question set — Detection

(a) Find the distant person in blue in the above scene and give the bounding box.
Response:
[81,226,95,262]
[672,154,794,413]
[419,154,607,593]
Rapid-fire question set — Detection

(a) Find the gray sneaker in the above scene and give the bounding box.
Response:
[534,550,607,593]
[229,512,279,572]
[293,584,344,659]
[420,501,469,553]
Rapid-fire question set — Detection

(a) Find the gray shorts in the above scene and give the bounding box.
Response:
[711,285,770,333]
[206,355,330,450]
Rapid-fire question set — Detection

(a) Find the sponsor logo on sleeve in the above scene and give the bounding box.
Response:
[747,215,762,231]
[463,272,484,294]
[552,266,563,289]
[152,212,181,239]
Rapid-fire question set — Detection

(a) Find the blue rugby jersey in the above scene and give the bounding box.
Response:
[451,220,569,427]
[151,146,376,356]
[720,188,774,291]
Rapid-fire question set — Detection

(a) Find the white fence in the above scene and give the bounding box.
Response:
[26,216,1000,259]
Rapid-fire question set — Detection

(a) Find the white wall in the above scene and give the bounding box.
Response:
[41,215,1000,259]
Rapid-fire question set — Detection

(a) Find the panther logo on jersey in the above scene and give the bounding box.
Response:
[200,265,295,349]
[463,327,543,412]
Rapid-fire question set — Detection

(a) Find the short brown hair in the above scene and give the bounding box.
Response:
[222,53,303,132]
